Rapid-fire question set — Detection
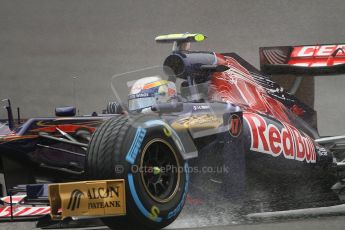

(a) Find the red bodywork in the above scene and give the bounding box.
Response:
[211,53,292,124]
[210,53,318,165]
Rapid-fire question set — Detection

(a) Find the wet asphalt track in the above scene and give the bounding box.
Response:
[2,215,345,230]
[2,0,345,229]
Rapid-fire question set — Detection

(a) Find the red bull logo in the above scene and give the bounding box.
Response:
[244,113,316,163]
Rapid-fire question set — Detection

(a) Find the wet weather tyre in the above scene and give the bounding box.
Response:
[86,115,188,230]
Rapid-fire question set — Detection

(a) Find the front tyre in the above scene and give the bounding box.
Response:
[86,115,188,230]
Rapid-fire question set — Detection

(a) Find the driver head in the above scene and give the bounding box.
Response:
[128,76,177,113]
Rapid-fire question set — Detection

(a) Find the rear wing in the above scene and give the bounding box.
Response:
[260,44,345,75]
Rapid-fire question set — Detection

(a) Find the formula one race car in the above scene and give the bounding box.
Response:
[1,33,345,229]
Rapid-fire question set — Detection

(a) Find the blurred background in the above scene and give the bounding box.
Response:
[1,0,345,135]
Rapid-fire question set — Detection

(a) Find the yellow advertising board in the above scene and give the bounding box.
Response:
[49,179,126,220]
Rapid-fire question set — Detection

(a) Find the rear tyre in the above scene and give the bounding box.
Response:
[86,115,188,230]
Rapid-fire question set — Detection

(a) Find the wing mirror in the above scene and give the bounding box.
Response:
[55,106,76,117]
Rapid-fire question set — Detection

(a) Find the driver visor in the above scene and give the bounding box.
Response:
[128,94,156,111]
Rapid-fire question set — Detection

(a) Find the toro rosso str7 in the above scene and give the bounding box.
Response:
[0,33,345,229]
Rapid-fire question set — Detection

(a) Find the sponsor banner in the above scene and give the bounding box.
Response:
[243,112,316,163]
[289,45,345,67]
[49,180,126,220]
[291,45,345,58]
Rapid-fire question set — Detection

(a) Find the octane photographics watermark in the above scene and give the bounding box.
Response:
[114,164,230,175]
